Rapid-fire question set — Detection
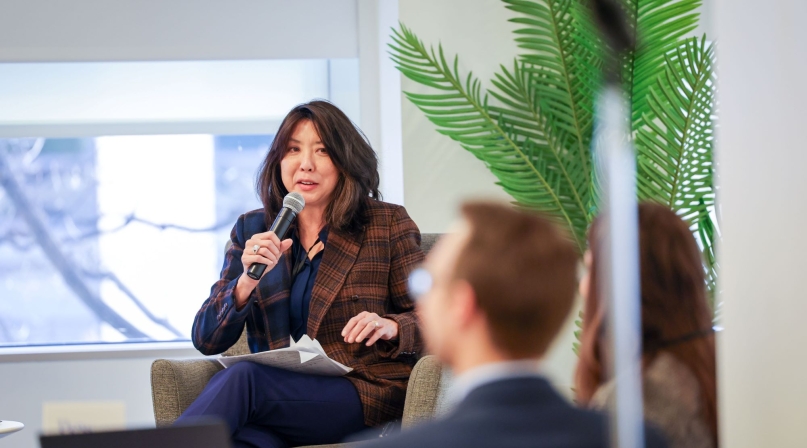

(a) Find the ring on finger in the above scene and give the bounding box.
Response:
[373,320,380,329]
[252,244,259,254]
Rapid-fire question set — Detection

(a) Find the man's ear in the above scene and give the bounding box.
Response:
[449,280,479,330]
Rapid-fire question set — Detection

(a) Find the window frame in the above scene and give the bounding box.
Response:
[0,0,405,355]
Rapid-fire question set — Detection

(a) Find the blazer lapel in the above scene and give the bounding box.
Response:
[308,228,362,338]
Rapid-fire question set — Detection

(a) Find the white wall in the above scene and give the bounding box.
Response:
[0,348,202,448]
[358,0,405,205]
[0,0,357,62]
[398,0,514,233]
[715,0,807,446]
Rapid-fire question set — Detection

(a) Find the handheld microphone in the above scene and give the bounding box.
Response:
[246,192,305,280]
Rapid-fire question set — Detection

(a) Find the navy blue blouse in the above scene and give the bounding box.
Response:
[289,227,329,341]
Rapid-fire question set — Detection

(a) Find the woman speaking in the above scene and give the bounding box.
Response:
[176,101,424,447]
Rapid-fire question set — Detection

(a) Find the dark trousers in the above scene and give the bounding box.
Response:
[175,362,366,448]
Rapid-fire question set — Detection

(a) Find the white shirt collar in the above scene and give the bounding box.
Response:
[447,359,543,405]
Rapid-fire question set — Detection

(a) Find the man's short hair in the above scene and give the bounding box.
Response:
[455,202,579,358]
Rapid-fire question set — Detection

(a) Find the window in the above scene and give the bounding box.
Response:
[0,59,360,347]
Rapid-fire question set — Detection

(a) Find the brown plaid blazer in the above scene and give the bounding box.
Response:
[191,200,425,426]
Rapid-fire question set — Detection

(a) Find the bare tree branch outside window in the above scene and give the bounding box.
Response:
[0,136,269,346]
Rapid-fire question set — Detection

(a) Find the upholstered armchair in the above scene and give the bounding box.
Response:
[150,234,450,446]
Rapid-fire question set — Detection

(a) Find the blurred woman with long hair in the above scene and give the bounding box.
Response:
[576,202,718,448]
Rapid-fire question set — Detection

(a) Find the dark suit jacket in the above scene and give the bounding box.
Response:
[361,377,669,448]
[191,200,425,427]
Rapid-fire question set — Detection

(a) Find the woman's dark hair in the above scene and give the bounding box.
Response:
[256,100,380,233]
[575,202,718,446]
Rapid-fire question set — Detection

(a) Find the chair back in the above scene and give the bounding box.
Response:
[401,355,453,428]
[420,233,440,254]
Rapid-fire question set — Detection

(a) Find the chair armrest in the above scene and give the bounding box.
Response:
[151,358,224,427]
[401,355,448,429]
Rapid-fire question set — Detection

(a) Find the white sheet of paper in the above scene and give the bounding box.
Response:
[218,335,352,376]
[299,351,318,363]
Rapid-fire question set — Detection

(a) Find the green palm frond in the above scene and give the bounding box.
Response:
[622,0,703,124]
[572,309,584,355]
[389,24,588,251]
[635,37,715,225]
[502,0,597,176]
[488,61,591,242]
[698,203,718,305]
[634,36,717,297]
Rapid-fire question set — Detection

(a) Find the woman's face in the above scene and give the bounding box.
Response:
[280,119,339,210]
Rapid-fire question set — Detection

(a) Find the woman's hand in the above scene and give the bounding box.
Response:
[342,311,399,346]
[234,231,293,307]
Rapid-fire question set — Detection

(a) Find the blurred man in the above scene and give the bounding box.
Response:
[362,202,667,448]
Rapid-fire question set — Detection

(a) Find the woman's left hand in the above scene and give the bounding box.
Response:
[342,312,399,346]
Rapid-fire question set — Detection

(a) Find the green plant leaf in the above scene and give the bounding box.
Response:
[697,200,719,307]
[389,23,588,251]
[635,36,717,296]
[635,37,715,226]
[502,0,598,180]
[489,61,592,242]
[621,0,703,125]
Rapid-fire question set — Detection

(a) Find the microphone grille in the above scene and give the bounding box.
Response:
[283,192,305,214]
